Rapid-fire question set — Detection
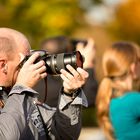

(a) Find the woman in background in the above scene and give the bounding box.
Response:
[96,42,140,140]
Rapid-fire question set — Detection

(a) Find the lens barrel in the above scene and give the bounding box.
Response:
[45,51,84,75]
[21,50,84,75]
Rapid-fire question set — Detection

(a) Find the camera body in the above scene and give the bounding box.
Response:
[21,50,84,75]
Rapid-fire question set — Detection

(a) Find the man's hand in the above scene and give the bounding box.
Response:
[60,64,89,94]
[16,52,47,88]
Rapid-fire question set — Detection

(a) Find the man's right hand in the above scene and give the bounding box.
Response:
[16,52,47,88]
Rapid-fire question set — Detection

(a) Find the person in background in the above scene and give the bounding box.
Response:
[96,42,140,140]
[75,38,98,107]
[36,36,98,108]
[0,28,89,140]
[35,36,73,106]
[72,38,98,127]
[40,36,72,54]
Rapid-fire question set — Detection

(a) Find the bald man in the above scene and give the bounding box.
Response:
[0,28,88,140]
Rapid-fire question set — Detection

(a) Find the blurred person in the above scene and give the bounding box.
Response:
[37,36,98,108]
[75,38,98,106]
[36,36,73,106]
[40,36,73,54]
[74,38,98,127]
[133,44,140,91]
[37,36,98,128]
[0,28,89,140]
[96,42,140,140]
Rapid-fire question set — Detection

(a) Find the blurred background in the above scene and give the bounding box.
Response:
[0,0,140,139]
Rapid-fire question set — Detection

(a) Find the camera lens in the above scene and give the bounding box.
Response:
[45,51,84,75]
[20,50,84,76]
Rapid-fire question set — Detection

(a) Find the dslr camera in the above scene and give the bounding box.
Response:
[20,50,84,75]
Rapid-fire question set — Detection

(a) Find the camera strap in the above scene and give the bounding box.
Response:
[35,102,51,140]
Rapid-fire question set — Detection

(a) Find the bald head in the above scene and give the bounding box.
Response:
[0,28,31,55]
[0,36,15,52]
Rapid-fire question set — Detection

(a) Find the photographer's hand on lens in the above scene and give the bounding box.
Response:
[60,64,89,94]
[16,52,47,88]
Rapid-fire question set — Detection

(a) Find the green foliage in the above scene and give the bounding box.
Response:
[0,0,86,49]
[107,0,140,45]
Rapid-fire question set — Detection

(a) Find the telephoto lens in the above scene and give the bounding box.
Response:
[20,50,84,75]
[45,51,84,75]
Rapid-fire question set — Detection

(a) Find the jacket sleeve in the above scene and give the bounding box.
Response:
[50,89,88,140]
[0,84,38,140]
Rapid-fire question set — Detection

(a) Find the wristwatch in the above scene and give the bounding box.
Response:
[62,87,81,99]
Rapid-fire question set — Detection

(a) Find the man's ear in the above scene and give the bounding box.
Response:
[0,59,7,74]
